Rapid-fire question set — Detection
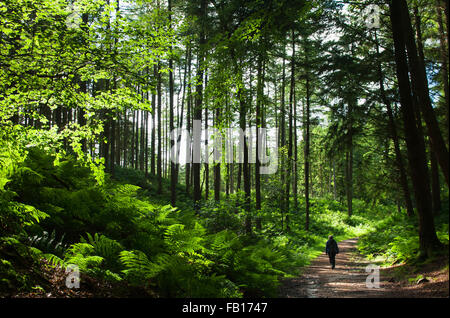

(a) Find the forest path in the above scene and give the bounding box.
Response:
[279,238,390,297]
[279,238,449,298]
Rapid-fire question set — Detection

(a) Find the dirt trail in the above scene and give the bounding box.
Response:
[279,238,449,298]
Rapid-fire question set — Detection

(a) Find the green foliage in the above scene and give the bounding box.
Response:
[64,243,105,275]
[0,259,28,292]
[358,209,449,264]
[81,233,123,271]
[28,230,67,257]
[1,117,447,297]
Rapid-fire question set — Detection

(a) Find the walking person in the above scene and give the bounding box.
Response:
[325,235,339,269]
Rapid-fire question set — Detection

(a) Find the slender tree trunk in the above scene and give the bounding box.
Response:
[193,0,207,208]
[280,50,286,231]
[285,30,295,232]
[168,0,176,206]
[293,73,298,213]
[145,109,149,178]
[204,73,209,201]
[333,160,337,201]
[151,65,156,175]
[157,62,162,194]
[303,70,311,231]
[255,54,262,212]
[304,44,311,231]
[214,102,221,202]
[175,47,188,188]
[255,52,264,230]
[240,82,251,234]
[375,31,414,217]
[186,49,192,194]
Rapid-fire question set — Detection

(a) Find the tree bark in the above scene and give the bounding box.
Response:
[193,0,207,208]
[375,31,414,217]
[435,1,449,136]
[169,0,176,206]
[157,62,162,194]
[401,0,449,186]
[389,0,443,258]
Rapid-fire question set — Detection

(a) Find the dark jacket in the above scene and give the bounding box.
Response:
[326,239,339,255]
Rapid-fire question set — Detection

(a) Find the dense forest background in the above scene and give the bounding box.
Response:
[0,0,448,298]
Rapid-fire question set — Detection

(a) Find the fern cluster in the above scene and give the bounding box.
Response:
[1,142,393,297]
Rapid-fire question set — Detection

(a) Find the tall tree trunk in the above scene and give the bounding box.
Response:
[186,48,192,194]
[175,46,188,189]
[293,72,298,213]
[193,0,207,208]
[375,31,414,217]
[145,109,149,177]
[435,1,449,138]
[304,40,311,231]
[169,0,176,206]
[389,0,443,258]
[255,52,264,230]
[401,0,449,186]
[214,101,221,202]
[157,62,162,194]
[280,50,286,231]
[204,73,209,201]
[239,80,251,234]
[151,64,157,175]
[285,30,295,232]
[255,54,262,213]
[345,109,353,218]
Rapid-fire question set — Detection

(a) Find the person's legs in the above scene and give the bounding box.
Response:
[329,253,336,269]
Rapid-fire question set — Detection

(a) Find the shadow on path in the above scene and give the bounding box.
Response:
[279,238,390,298]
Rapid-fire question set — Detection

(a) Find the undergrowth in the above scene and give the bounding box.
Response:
[0,143,416,297]
[357,203,449,265]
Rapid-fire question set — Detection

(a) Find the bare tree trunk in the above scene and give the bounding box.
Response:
[168,0,176,206]
[389,0,443,258]
[204,73,209,201]
[304,44,311,231]
[375,31,414,217]
[157,62,162,194]
[280,50,286,231]
[193,0,207,209]
[402,0,449,186]
[435,0,449,135]
[285,30,295,232]
[430,142,441,215]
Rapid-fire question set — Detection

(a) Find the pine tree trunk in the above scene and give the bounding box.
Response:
[304,45,311,231]
[435,0,449,135]
[375,31,414,217]
[193,0,207,208]
[389,0,443,258]
[157,62,162,194]
[430,143,441,215]
[168,0,176,206]
[280,51,286,231]
[285,30,295,231]
[401,0,449,186]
